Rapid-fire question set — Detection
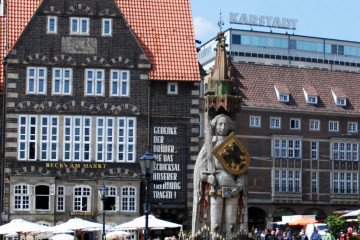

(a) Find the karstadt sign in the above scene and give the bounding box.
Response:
[230,12,298,30]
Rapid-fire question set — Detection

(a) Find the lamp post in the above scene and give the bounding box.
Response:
[139,151,156,240]
[99,183,109,240]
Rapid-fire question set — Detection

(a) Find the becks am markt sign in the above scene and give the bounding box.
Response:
[230,12,298,30]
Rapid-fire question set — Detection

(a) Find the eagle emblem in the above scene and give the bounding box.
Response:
[213,132,250,175]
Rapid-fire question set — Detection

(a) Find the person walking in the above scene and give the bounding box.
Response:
[310,227,321,240]
[322,230,335,240]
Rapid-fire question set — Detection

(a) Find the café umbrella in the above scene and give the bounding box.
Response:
[49,218,103,233]
[0,219,51,239]
[113,215,182,230]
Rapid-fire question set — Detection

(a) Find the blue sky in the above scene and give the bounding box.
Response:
[190,0,360,45]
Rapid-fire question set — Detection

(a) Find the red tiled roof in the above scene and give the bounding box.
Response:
[234,62,360,114]
[0,0,200,89]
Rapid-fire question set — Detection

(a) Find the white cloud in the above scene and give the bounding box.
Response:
[193,16,217,42]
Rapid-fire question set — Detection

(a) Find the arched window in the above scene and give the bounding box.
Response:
[73,186,91,212]
[35,185,50,210]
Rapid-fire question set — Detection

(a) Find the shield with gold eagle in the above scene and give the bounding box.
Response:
[212,132,251,175]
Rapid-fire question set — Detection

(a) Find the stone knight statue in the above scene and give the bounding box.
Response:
[192,31,249,239]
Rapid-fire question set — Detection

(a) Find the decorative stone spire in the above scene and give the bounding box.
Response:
[205,32,241,116]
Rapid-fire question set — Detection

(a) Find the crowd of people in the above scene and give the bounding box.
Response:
[250,227,341,240]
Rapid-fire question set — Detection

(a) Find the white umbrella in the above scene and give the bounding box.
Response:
[50,233,75,240]
[49,218,103,233]
[106,231,131,240]
[0,219,51,235]
[113,215,182,230]
[341,209,360,217]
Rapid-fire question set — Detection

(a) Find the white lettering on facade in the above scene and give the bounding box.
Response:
[230,12,298,30]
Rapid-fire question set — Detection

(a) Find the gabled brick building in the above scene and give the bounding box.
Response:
[1,0,200,235]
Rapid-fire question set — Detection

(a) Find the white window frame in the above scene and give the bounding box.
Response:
[63,116,92,162]
[102,18,113,36]
[18,115,38,161]
[310,119,320,131]
[85,69,105,96]
[167,82,178,95]
[311,172,318,193]
[333,172,358,194]
[110,70,130,97]
[121,186,136,212]
[26,67,47,94]
[73,186,91,212]
[311,141,318,160]
[337,98,347,106]
[35,185,50,211]
[329,121,339,132]
[40,116,59,161]
[47,16,58,34]
[332,141,359,161]
[272,137,302,159]
[104,186,118,212]
[56,186,65,212]
[70,17,89,35]
[52,68,72,95]
[117,117,136,162]
[274,170,301,193]
[279,94,289,102]
[348,122,358,133]
[96,117,115,162]
[270,117,281,129]
[14,184,30,211]
[249,116,261,128]
[290,118,301,130]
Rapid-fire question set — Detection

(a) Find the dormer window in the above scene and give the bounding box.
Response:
[331,88,347,107]
[337,98,346,106]
[302,86,318,105]
[274,84,290,103]
[70,17,90,35]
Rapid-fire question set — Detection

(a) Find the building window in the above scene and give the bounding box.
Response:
[274,170,301,193]
[272,137,302,159]
[332,141,358,161]
[35,185,50,211]
[333,172,358,194]
[64,116,92,162]
[57,186,65,212]
[167,82,178,95]
[337,98,347,106]
[18,115,38,161]
[47,16,58,34]
[250,116,261,128]
[348,122,358,133]
[118,118,136,162]
[311,172,317,193]
[40,116,59,161]
[310,119,320,131]
[70,17,89,35]
[290,118,301,130]
[104,187,117,211]
[96,117,114,162]
[14,184,30,210]
[85,69,105,96]
[102,18,112,36]
[279,94,289,102]
[329,121,339,132]
[27,67,47,94]
[110,70,130,97]
[121,186,136,212]
[311,141,318,160]
[270,117,281,129]
[52,68,72,95]
[307,96,318,104]
[73,186,91,212]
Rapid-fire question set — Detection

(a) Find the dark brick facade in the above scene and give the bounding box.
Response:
[3,0,200,231]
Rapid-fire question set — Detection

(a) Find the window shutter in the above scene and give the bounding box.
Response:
[29,185,35,195]
[50,185,55,195]
[115,196,119,211]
